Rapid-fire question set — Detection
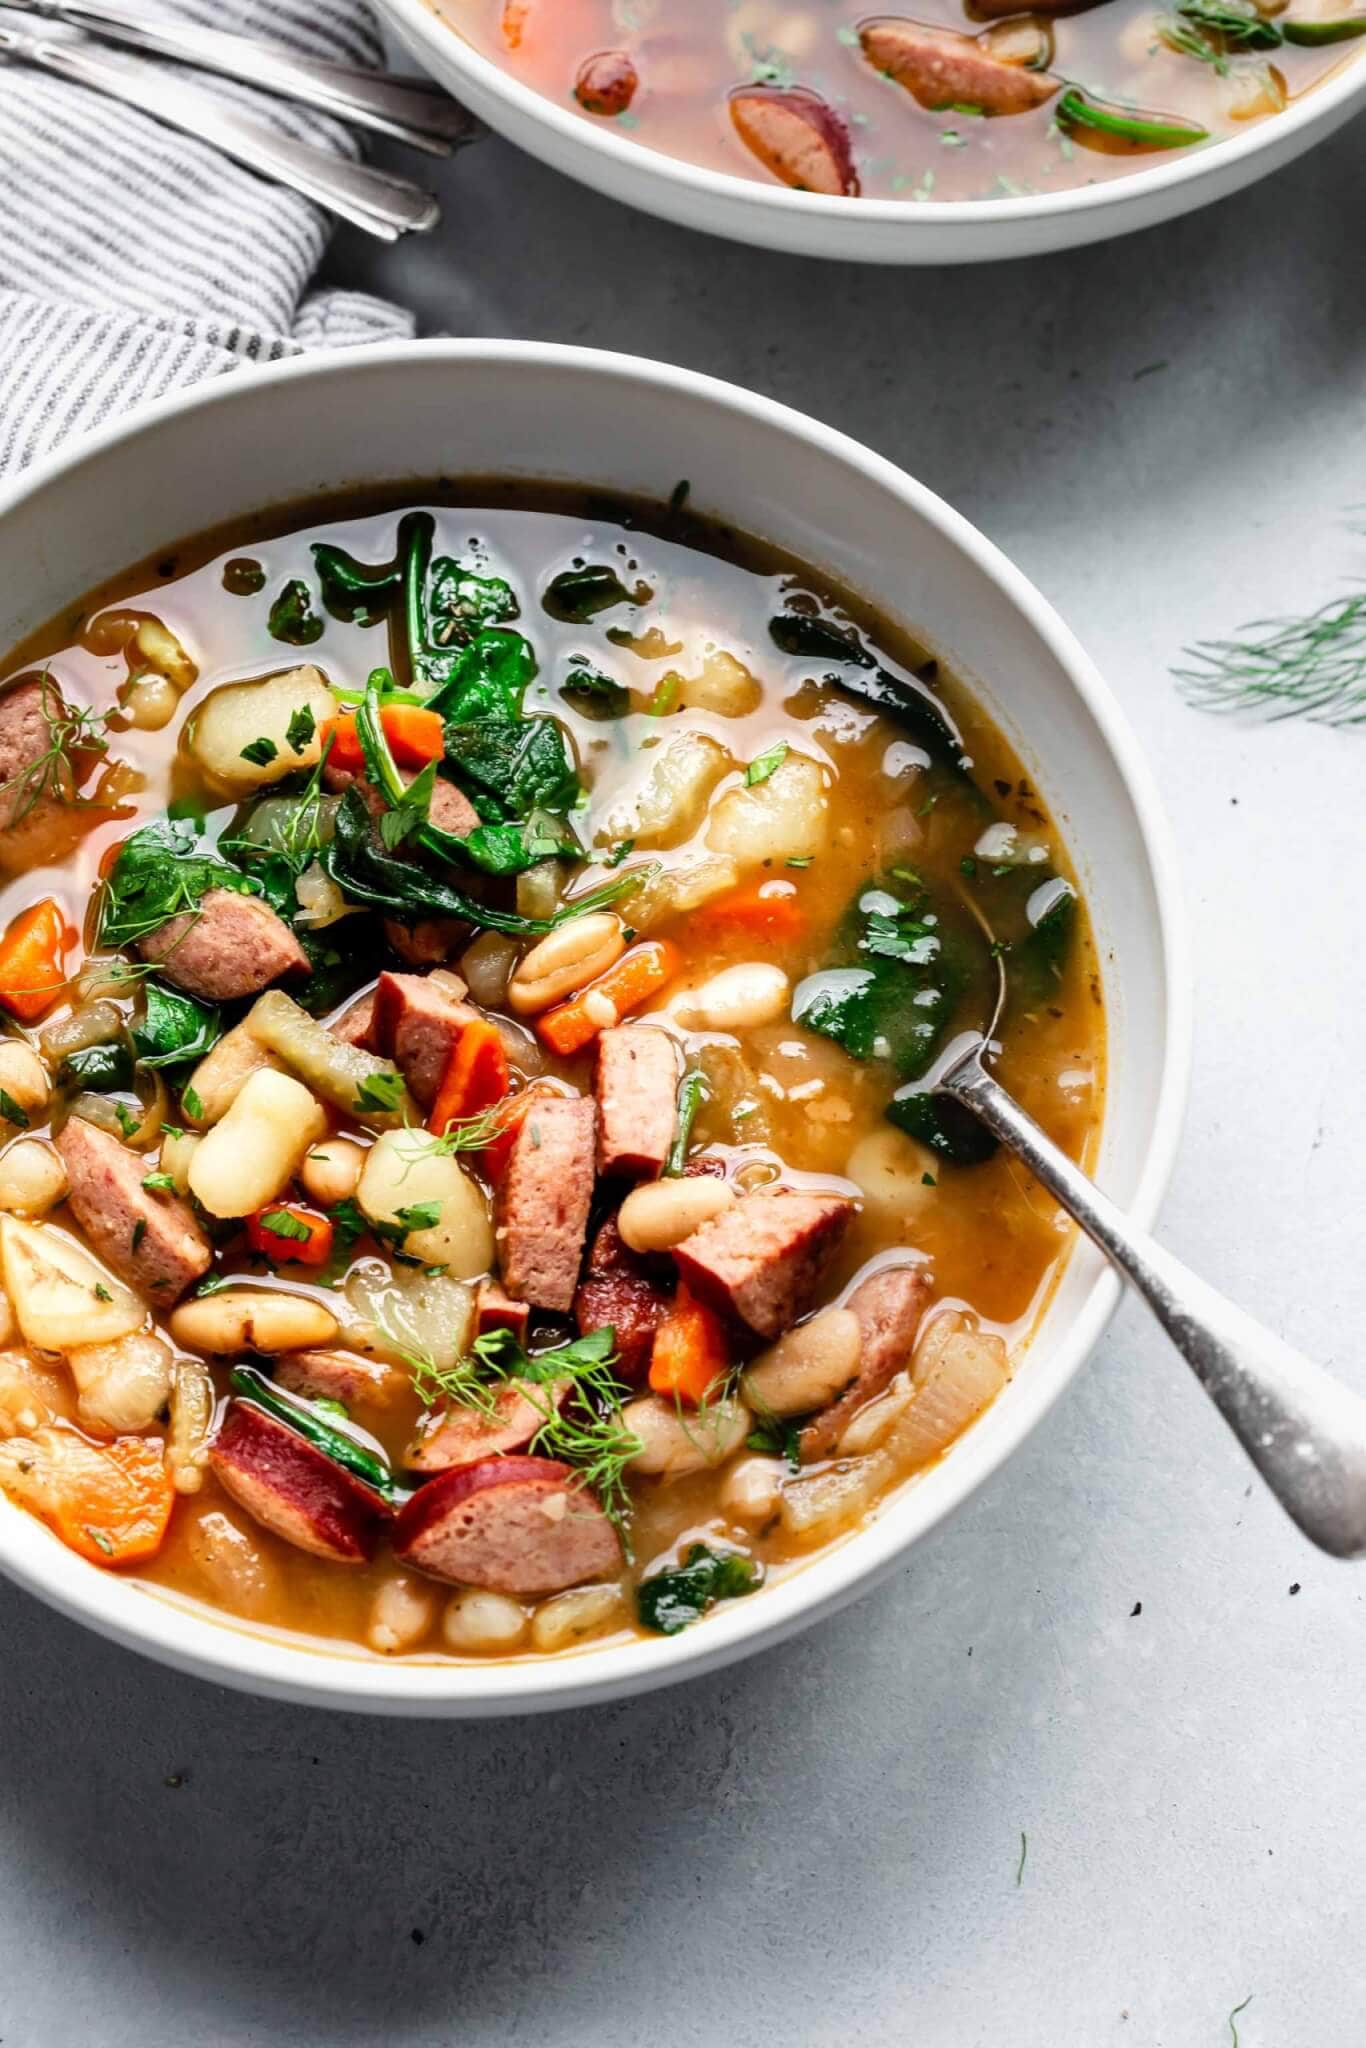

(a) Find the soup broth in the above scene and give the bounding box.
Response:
[0,485,1102,1662]
[442,0,1363,204]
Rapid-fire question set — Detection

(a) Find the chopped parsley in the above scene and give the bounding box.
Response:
[0,1089,30,1129]
[353,1069,404,1115]
[181,1085,203,1121]
[93,1283,113,1304]
[745,741,788,787]
[258,1208,312,1243]
[285,705,316,755]
[394,1201,441,1235]
[141,1172,179,1195]
[131,1218,147,1254]
[240,736,279,768]
[637,1544,764,1635]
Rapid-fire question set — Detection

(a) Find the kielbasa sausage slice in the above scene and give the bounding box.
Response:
[210,1401,391,1564]
[672,1190,853,1340]
[137,888,309,1002]
[729,86,860,195]
[56,1115,211,1305]
[799,1263,932,1460]
[494,1094,597,1313]
[860,18,1060,116]
[393,1456,622,1597]
[595,1025,679,1179]
[405,1378,566,1473]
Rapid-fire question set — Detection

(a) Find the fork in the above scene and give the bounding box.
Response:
[0,19,442,238]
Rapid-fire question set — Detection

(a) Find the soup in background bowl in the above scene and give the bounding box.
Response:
[0,344,1185,1710]
[440,0,1365,203]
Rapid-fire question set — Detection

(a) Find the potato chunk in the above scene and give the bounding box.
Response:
[705,750,828,866]
[597,732,732,850]
[189,665,337,793]
[0,1216,145,1351]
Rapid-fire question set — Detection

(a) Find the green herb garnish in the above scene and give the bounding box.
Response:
[745,741,788,787]
[0,1089,30,1129]
[240,736,279,769]
[637,1543,764,1635]
[353,1068,405,1115]
[268,579,324,646]
[285,705,316,755]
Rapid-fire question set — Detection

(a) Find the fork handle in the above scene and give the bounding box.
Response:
[15,0,473,153]
[938,1040,1366,1558]
[6,31,439,239]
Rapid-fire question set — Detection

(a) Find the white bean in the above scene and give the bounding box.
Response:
[675,963,790,1034]
[368,1575,440,1654]
[0,1043,50,1125]
[298,1137,365,1209]
[442,1588,529,1654]
[120,673,180,731]
[617,1176,735,1254]
[169,1288,339,1355]
[743,1308,862,1418]
[720,1454,783,1523]
[158,1128,200,1197]
[0,1139,67,1216]
[507,914,625,1016]
[623,1395,751,1478]
[186,1510,280,1620]
[188,1067,327,1218]
[530,1583,625,1652]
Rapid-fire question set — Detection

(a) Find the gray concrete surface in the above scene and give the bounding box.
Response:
[2,109,1365,2048]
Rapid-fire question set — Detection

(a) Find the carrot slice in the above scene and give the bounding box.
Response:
[246,1201,335,1267]
[321,704,446,778]
[458,1079,558,1181]
[428,1017,511,1135]
[501,0,532,48]
[0,1431,177,1567]
[699,881,804,944]
[537,939,681,1057]
[649,1288,731,1406]
[0,897,77,1022]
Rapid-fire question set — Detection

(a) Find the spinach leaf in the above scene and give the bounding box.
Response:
[132,983,221,1069]
[322,785,559,938]
[230,1365,402,1503]
[98,819,257,948]
[792,881,966,1081]
[442,817,580,877]
[442,715,580,822]
[637,1543,764,1636]
[1010,881,1076,1009]
[885,1086,998,1166]
[541,565,652,623]
[312,540,402,624]
[425,628,536,724]
[558,660,630,721]
[769,608,970,776]
[60,1041,135,1093]
[429,558,519,640]
[268,579,324,646]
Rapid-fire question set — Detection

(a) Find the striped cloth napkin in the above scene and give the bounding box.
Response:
[0,0,414,478]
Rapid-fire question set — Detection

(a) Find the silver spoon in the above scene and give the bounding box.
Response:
[3,0,475,154]
[926,950,1366,1558]
[0,23,440,239]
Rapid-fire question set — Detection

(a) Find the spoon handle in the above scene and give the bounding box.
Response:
[10,0,474,153]
[939,1043,1366,1558]
[0,28,439,239]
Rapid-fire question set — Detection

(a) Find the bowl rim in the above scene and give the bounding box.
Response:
[380,0,1366,234]
[0,340,1192,1714]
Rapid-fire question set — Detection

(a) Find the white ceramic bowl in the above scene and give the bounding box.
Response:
[379,0,1365,263]
[0,343,1188,1712]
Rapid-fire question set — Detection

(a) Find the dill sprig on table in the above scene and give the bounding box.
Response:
[1174,586,1366,724]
